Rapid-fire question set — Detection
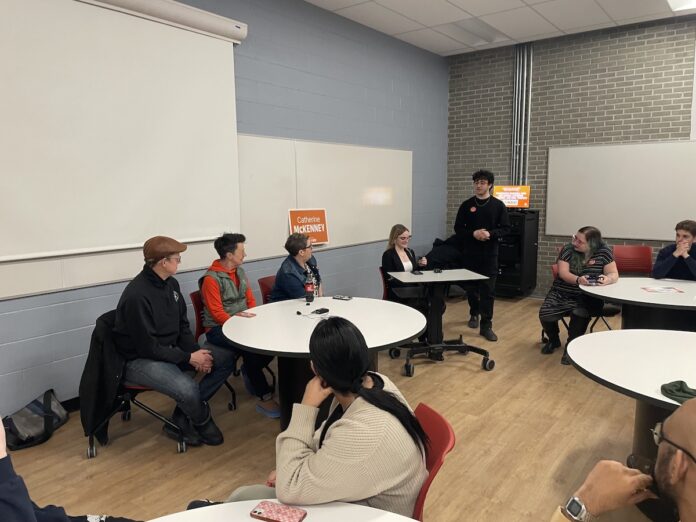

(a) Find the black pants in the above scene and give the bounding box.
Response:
[206,326,274,400]
[467,276,497,329]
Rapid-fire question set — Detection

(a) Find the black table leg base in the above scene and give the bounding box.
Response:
[399,335,495,377]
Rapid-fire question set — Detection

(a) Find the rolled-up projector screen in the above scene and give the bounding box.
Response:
[0,0,240,262]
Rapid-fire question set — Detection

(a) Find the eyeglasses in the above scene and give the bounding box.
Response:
[166,256,182,263]
[303,244,313,250]
[571,234,586,244]
[652,422,696,464]
[398,235,412,241]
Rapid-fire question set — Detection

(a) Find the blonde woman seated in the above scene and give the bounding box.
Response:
[189,317,429,517]
[381,224,428,312]
[539,226,619,365]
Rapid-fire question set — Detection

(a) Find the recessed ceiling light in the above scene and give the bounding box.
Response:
[667,0,696,11]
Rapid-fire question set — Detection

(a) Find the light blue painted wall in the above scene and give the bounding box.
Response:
[0,0,448,416]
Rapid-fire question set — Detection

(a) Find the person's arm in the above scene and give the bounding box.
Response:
[275,270,305,300]
[381,249,400,273]
[652,246,677,279]
[487,202,511,239]
[119,296,190,364]
[453,202,474,238]
[0,454,40,522]
[557,260,587,286]
[600,260,619,285]
[564,461,655,518]
[200,276,231,325]
[685,247,696,278]
[174,281,198,353]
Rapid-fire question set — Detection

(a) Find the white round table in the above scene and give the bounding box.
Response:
[222,297,426,428]
[148,499,416,521]
[582,277,696,331]
[567,329,696,459]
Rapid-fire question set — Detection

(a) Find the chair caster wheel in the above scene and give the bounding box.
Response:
[228,401,236,411]
[87,445,97,459]
[389,348,401,359]
[121,410,132,421]
[177,441,187,454]
[403,363,414,377]
[482,358,495,371]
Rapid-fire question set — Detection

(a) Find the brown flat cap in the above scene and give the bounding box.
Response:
[143,236,187,262]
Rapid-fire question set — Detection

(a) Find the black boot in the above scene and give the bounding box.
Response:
[163,407,202,446]
[193,403,224,446]
[541,337,561,354]
[560,346,571,365]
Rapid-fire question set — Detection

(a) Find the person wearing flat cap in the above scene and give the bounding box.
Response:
[113,236,236,446]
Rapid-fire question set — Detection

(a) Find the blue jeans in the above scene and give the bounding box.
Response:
[205,326,274,400]
[124,344,237,423]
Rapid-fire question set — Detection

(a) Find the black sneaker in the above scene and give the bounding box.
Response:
[480,328,498,342]
[541,339,561,355]
[193,406,224,446]
[163,407,202,446]
[560,353,571,365]
[187,500,222,510]
[467,315,479,329]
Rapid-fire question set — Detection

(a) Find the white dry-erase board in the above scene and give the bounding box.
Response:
[546,141,696,241]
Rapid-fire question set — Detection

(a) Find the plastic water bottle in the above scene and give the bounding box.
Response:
[304,270,315,303]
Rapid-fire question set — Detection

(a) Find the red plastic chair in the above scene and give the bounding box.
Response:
[613,245,653,275]
[412,403,456,521]
[257,275,276,305]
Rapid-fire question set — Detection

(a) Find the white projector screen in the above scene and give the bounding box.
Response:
[546,141,696,241]
[0,0,240,262]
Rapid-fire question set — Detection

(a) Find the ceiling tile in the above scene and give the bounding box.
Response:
[376,0,471,26]
[336,2,424,34]
[533,0,612,30]
[448,0,526,17]
[523,0,554,4]
[435,23,502,46]
[596,0,673,20]
[304,0,368,10]
[481,6,560,39]
[395,28,469,54]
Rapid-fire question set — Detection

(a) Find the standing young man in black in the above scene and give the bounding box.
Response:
[454,170,510,342]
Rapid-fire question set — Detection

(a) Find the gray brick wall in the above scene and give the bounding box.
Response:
[448,17,696,296]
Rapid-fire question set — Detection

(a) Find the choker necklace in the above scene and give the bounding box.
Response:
[475,197,490,207]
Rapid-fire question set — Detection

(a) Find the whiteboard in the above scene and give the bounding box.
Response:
[0,0,240,262]
[0,135,412,299]
[546,141,696,241]
[238,134,413,258]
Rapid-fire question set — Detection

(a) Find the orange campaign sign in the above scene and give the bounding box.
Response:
[493,185,531,208]
[288,209,329,245]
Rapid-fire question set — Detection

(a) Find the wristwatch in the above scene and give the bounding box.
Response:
[561,497,595,521]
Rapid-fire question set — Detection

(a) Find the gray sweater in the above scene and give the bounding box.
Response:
[275,374,428,517]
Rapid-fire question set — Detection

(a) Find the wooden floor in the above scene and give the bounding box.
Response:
[12,297,649,522]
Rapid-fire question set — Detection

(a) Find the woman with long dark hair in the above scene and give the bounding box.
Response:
[539,226,619,364]
[217,317,429,517]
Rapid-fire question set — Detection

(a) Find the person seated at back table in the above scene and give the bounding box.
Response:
[113,236,232,446]
[538,226,619,365]
[0,418,140,522]
[381,224,429,334]
[269,233,322,302]
[652,219,696,281]
[188,317,429,518]
[200,233,280,419]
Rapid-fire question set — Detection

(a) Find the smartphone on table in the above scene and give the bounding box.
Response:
[250,500,307,522]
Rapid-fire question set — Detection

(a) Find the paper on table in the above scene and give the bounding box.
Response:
[641,286,684,293]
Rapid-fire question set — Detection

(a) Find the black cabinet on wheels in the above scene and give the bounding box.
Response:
[496,209,539,297]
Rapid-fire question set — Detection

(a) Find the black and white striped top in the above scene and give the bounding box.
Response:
[552,243,614,296]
